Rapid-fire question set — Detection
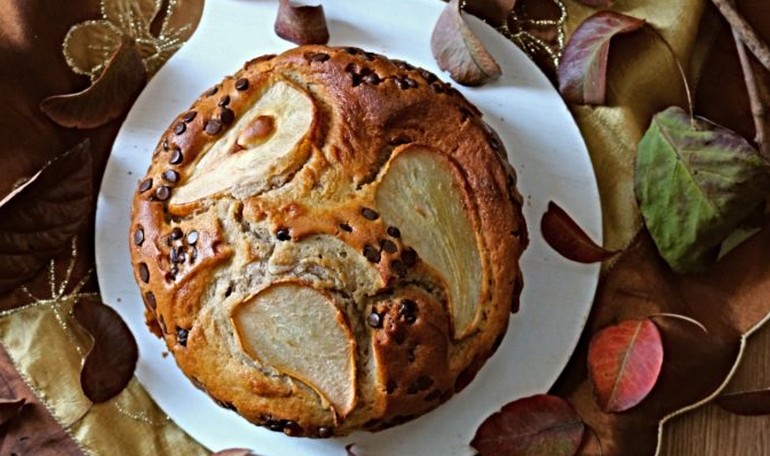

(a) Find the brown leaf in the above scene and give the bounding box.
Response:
[471,394,585,456]
[431,0,502,86]
[40,38,147,129]
[716,389,770,416]
[541,201,617,263]
[587,319,663,412]
[211,450,258,456]
[558,12,645,105]
[0,139,92,294]
[74,298,138,403]
[464,0,517,27]
[274,0,330,45]
[0,397,26,427]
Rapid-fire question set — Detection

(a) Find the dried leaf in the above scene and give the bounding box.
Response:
[635,106,770,272]
[0,139,92,294]
[558,11,645,105]
[431,0,502,86]
[464,0,517,27]
[74,298,138,403]
[471,394,584,456]
[274,0,329,45]
[541,201,617,263]
[716,389,770,416]
[574,0,614,7]
[587,319,663,412]
[0,397,26,427]
[40,38,147,129]
[211,449,258,456]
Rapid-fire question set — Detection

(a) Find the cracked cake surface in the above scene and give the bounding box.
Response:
[129,45,527,437]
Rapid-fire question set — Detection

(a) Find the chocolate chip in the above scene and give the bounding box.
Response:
[350,72,362,87]
[407,376,433,394]
[361,207,379,220]
[220,107,235,125]
[177,327,189,346]
[174,122,186,135]
[144,291,157,310]
[391,260,407,276]
[139,178,153,193]
[170,227,183,240]
[169,148,184,165]
[205,85,218,96]
[317,427,333,438]
[395,60,414,71]
[163,139,169,151]
[155,186,170,201]
[380,239,397,254]
[138,263,149,283]
[363,244,381,263]
[186,230,199,245]
[133,228,144,246]
[182,111,197,123]
[387,226,401,238]
[363,52,377,61]
[162,169,179,183]
[401,247,418,266]
[308,52,330,63]
[394,76,409,90]
[339,223,353,233]
[386,380,397,394]
[343,46,361,55]
[283,421,302,436]
[205,119,222,135]
[235,78,249,91]
[217,95,230,107]
[405,77,418,88]
[367,311,383,328]
[276,228,291,241]
[363,73,381,85]
[420,69,438,83]
[399,299,417,316]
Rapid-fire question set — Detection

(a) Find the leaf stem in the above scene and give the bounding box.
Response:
[711,0,770,73]
[646,26,695,126]
[733,29,769,160]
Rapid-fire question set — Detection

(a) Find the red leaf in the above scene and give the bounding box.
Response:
[274,0,329,45]
[464,0,518,27]
[40,38,147,129]
[74,299,138,403]
[541,201,616,263]
[587,319,663,412]
[558,11,645,105]
[0,139,92,294]
[715,389,770,416]
[0,397,26,427]
[430,0,502,86]
[471,394,585,456]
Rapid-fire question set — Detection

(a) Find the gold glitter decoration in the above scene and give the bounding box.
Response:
[62,0,197,80]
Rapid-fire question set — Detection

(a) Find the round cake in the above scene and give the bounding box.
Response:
[129,45,527,437]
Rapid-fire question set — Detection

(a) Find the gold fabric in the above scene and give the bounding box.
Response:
[0,0,723,453]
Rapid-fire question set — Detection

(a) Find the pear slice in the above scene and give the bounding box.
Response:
[170,79,316,206]
[375,146,483,339]
[232,283,356,417]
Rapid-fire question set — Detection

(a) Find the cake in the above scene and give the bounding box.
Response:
[129,45,527,437]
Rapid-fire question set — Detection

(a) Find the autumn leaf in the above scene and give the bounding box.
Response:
[274,0,329,45]
[431,0,502,86]
[0,397,26,427]
[464,0,517,27]
[541,201,617,263]
[471,394,584,456]
[558,11,645,105]
[40,37,147,129]
[635,106,770,272]
[0,139,92,294]
[715,389,770,416]
[587,319,663,412]
[74,298,138,403]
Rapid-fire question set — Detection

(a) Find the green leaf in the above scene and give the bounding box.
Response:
[635,106,770,272]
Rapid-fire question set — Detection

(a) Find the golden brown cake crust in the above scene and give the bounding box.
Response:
[129,45,527,437]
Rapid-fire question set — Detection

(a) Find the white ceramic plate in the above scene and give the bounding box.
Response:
[95,1,601,454]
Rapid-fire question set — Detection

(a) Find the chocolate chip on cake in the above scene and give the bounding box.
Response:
[204,119,222,135]
[367,311,383,328]
[387,226,401,238]
[235,78,249,91]
[138,178,153,193]
[276,228,291,241]
[186,230,199,245]
[163,169,179,183]
[363,244,381,263]
[169,147,184,165]
[361,207,379,220]
[177,327,189,346]
[381,239,397,254]
[182,111,197,123]
[133,227,144,246]
[138,263,149,283]
[174,122,186,135]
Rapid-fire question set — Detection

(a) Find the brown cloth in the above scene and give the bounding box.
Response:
[0,0,768,454]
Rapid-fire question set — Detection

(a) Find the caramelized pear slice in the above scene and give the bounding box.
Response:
[170,79,316,205]
[375,146,483,339]
[232,283,356,417]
